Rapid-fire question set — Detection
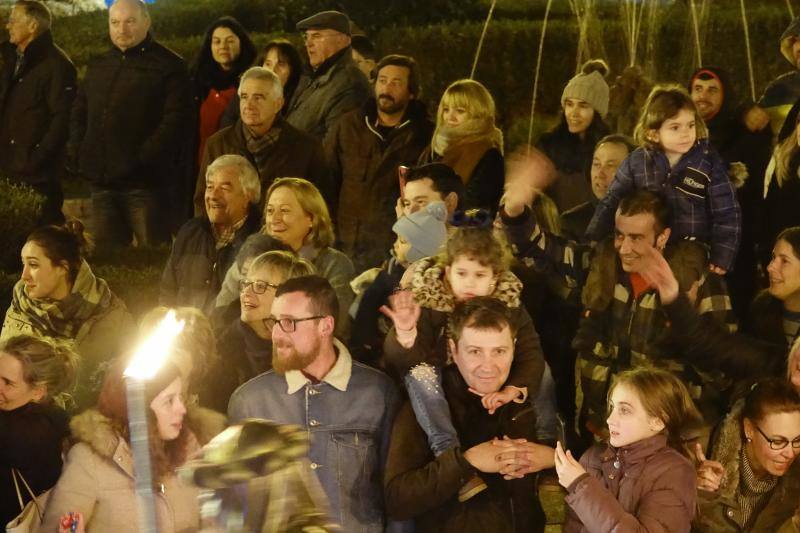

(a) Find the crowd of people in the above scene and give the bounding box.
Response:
[4,0,800,531]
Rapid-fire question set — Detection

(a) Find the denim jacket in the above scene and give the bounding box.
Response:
[228,339,399,532]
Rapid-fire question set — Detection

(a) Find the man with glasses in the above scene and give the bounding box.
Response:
[228,275,399,532]
[285,10,370,145]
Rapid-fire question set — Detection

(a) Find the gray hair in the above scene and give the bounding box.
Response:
[15,1,52,32]
[238,66,283,101]
[206,154,261,204]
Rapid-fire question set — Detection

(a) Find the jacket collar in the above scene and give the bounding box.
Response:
[363,99,429,141]
[110,32,154,57]
[284,338,353,394]
[601,433,669,466]
[14,30,54,69]
[309,45,352,80]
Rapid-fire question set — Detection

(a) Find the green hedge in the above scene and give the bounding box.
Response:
[0,180,43,272]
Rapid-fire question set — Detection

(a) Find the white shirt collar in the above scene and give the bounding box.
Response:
[284,338,352,394]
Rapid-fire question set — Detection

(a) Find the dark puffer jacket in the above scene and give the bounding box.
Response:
[0,31,76,184]
[325,98,433,268]
[159,207,260,314]
[68,34,191,189]
[285,46,370,143]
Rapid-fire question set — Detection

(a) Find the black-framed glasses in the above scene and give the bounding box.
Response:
[754,424,800,450]
[263,316,324,333]
[239,278,279,295]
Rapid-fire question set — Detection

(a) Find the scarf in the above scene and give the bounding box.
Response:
[242,119,282,171]
[10,260,113,340]
[430,118,503,183]
[737,447,779,530]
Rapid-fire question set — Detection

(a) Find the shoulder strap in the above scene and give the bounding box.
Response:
[11,468,44,519]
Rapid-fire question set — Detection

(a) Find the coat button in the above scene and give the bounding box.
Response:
[608,474,615,480]
[9,139,15,145]
[310,462,319,470]
[308,388,319,395]
[309,419,320,426]
[727,510,734,517]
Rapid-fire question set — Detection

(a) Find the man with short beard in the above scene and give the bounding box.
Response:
[325,54,433,270]
[228,275,399,532]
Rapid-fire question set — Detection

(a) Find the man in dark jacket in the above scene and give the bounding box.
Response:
[384,297,550,532]
[325,54,433,270]
[193,66,329,216]
[160,154,260,315]
[285,10,370,144]
[68,0,191,248]
[0,1,76,224]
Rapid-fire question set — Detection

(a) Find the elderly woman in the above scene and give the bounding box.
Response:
[216,177,355,338]
[1,222,136,410]
[694,378,800,532]
[538,60,611,213]
[204,251,314,411]
[419,79,504,212]
[42,350,224,532]
[0,335,77,525]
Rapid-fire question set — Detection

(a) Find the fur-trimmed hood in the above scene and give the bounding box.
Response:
[410,256,522,313]
[69,406,227,462]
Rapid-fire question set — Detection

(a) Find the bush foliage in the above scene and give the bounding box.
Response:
[0,180,43,272]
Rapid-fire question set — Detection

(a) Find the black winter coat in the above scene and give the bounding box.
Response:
[159,208,260,314]
[0,32,76,184]
[68,34,191,189]
[0,401,69,525]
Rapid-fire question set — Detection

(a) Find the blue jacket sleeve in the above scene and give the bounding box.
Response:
[707,152,742,270]
[585,151,638,241]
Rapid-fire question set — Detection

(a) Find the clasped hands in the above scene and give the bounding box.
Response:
[464,436,555,480]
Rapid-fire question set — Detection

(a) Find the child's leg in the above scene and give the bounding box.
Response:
[404,363,460,456]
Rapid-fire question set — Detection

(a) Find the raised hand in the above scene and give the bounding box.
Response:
[694,442,725,492]
[637,243,679,304]
[502,147,556,217]
[380,289,421,332]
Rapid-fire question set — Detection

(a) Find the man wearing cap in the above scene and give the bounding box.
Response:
[326,54,433,271]
[744,17,800,136]
[285,10,370,145]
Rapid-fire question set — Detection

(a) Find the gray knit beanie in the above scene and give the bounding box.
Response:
[561,70,610,118]
[392,201,448,263]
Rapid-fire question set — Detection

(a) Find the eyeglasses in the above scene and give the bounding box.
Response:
[239,279,278,295]
[263,316,324,333]
[754,424,800,450]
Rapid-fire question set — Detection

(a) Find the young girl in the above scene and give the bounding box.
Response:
[586,85,741,275]
[419,79,505,212]
[382,214,548,498]
[555,366,702,532]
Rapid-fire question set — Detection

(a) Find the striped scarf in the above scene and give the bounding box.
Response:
[737,448,779,530]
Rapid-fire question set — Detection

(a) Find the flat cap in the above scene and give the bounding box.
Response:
[296,10,351,36]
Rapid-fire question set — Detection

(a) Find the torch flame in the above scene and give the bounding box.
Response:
[124,310,185,380]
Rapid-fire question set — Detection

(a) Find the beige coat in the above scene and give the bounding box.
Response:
[39,408,225,532]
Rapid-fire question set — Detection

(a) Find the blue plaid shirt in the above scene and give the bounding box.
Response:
[586,140,741,271]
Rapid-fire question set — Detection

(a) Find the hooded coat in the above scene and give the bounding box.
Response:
[40,407,225,533]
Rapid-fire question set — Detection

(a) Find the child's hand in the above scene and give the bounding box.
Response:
[554,441,586,489]
[469,386,521,414]
[694,442,725,492]
[709,264,727,275]
[59,511,85,533]
[380,289,421,333]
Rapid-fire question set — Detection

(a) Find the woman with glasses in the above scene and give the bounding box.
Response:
[694,377,800,532]
[205,251,313,412]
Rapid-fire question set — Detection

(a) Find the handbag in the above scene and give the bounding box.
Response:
[6,468,50,533]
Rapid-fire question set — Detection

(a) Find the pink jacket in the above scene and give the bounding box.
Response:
[563,434,697,533]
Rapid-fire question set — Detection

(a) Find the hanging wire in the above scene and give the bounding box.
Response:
[622,0,647,66]
[569,0,594,74]
[526,0,554,151]
[787,0,796,20]
[470,0,498,79]
[739,0,757,101]
[689,0,703,67]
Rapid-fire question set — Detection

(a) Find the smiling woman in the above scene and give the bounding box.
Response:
[694,378,800,532]
[0,223,136,410]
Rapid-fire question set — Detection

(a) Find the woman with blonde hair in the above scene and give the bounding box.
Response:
[215,178,355,338]
[419,79,505,212]
[0,335,78,525]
